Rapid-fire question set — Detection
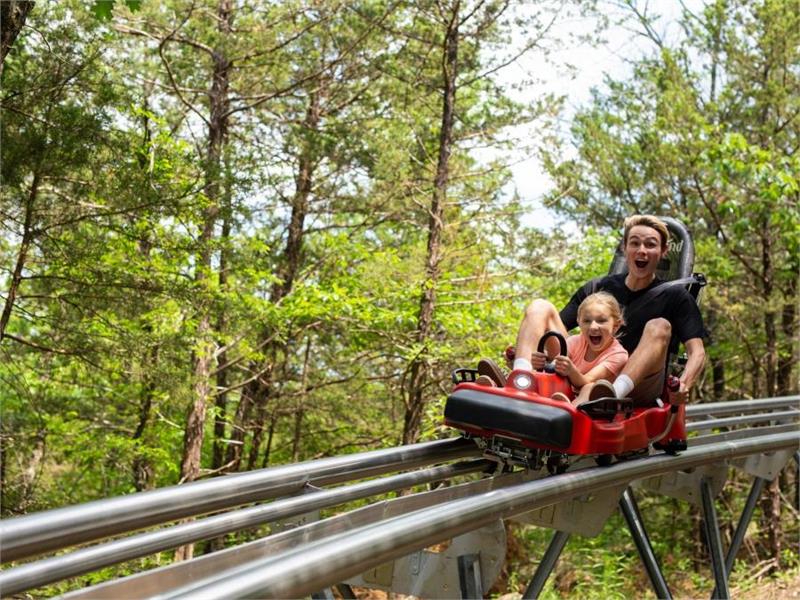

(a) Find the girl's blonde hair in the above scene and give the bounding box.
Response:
[577,292,624,327]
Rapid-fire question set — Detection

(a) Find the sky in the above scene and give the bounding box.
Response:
[499,1,704,231]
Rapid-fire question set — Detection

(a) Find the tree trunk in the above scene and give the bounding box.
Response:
[758,217,781,570]
[212,175,233,473]
[759,477,782,572]
[706,308,725,400]
[231,86,320,470]
[291,339,312,463]
[178,0,231,484]
[0,0,34,73]
[131,98,157,493]
[761,214,777,399]
[777,253,798,396]
[175,0,232,562]
[402,1,459,445]
[261,409,278,469]
[132,344,158,492]
[0,171,40,343]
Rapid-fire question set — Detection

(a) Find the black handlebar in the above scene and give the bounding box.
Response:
[536,331,568,374]
[537,331,567,356]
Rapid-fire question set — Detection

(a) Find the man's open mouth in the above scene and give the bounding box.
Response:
[634,259,648,268]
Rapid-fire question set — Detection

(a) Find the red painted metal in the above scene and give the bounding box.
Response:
[444,370,686,457]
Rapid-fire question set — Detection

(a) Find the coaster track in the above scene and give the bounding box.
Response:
[0,396,798,599]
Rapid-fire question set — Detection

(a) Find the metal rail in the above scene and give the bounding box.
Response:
[63,468,541,599]
[0,436,477,563]
[3,397,787,565]
[81,432,799,599]
[0,460,491,596]
[619,487,672,599]
[2,397,796,597]
[686,395,799,418]
[691,423,798,446]
[686,409,799,432]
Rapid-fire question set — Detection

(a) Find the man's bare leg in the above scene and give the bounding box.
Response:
[514,299,568,367]
[613,318,671,397]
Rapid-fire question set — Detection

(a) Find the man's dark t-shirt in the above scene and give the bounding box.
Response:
[559,273,705,354]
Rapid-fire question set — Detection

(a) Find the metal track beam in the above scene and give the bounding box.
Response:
[0,437,477,563]
[687,410,799,432]
[686,396,799,418]
[0,460,490,596]
[710,477,765,599]
[106,432,796,600]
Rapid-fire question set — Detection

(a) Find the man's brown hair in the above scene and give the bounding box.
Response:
[623,215,669,250]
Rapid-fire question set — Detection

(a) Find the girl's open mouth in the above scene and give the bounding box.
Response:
[589,334,602,345]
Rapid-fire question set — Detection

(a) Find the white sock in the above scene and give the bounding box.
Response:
[613,374,634,398]
[513,358,533,371]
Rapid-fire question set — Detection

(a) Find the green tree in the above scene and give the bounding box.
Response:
[541,0,799,568]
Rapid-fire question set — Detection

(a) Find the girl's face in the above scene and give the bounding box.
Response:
[578,303,619,352]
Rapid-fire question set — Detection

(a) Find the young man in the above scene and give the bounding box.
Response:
[511,215,706,405]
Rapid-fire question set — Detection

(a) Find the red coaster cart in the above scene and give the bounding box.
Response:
[443,217,705,471]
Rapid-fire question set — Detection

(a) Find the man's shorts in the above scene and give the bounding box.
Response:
[630,368,667,407]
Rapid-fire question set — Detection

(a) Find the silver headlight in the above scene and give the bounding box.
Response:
[513,373,533,390]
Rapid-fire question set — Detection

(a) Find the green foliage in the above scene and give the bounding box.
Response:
[542,0,800,400]
[91,1,142,21]
[1,0,797,596]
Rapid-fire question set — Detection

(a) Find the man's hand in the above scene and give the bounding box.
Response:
[669,379,690,405]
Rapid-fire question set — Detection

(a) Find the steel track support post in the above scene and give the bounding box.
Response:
[457,553,483,599]
[700,476,729,599]
[334,583,357,599]
[710,477,765,599]
[522,530,570,599]
[619,487,672,600]
[794,452,800,510]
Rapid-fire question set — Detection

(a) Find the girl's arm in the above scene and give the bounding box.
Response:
[553,356,616,388]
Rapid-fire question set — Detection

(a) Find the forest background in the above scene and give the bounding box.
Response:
[1,0,798,597]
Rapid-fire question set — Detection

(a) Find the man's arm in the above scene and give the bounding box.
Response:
[673,337,705,404]
[559,286,588,331]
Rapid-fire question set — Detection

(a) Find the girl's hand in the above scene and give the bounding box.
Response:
[553,355,576,379]
[531,351,547,370]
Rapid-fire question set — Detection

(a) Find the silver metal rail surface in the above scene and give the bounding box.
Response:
[691,423,798,446]
[0,436,477,563]
[0,460,492,596]
[63,466,541,599]
[686,395,798,418]
[686,409,799,432]
[146,432,799,599]
[0,396,797,598]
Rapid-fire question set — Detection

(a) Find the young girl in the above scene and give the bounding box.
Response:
[532,292,628,403]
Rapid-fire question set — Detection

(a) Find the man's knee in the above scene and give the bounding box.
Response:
[643,318,671,345]
[524,298,557,318]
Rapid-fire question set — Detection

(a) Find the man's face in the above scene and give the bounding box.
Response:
[625,225,666,279]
